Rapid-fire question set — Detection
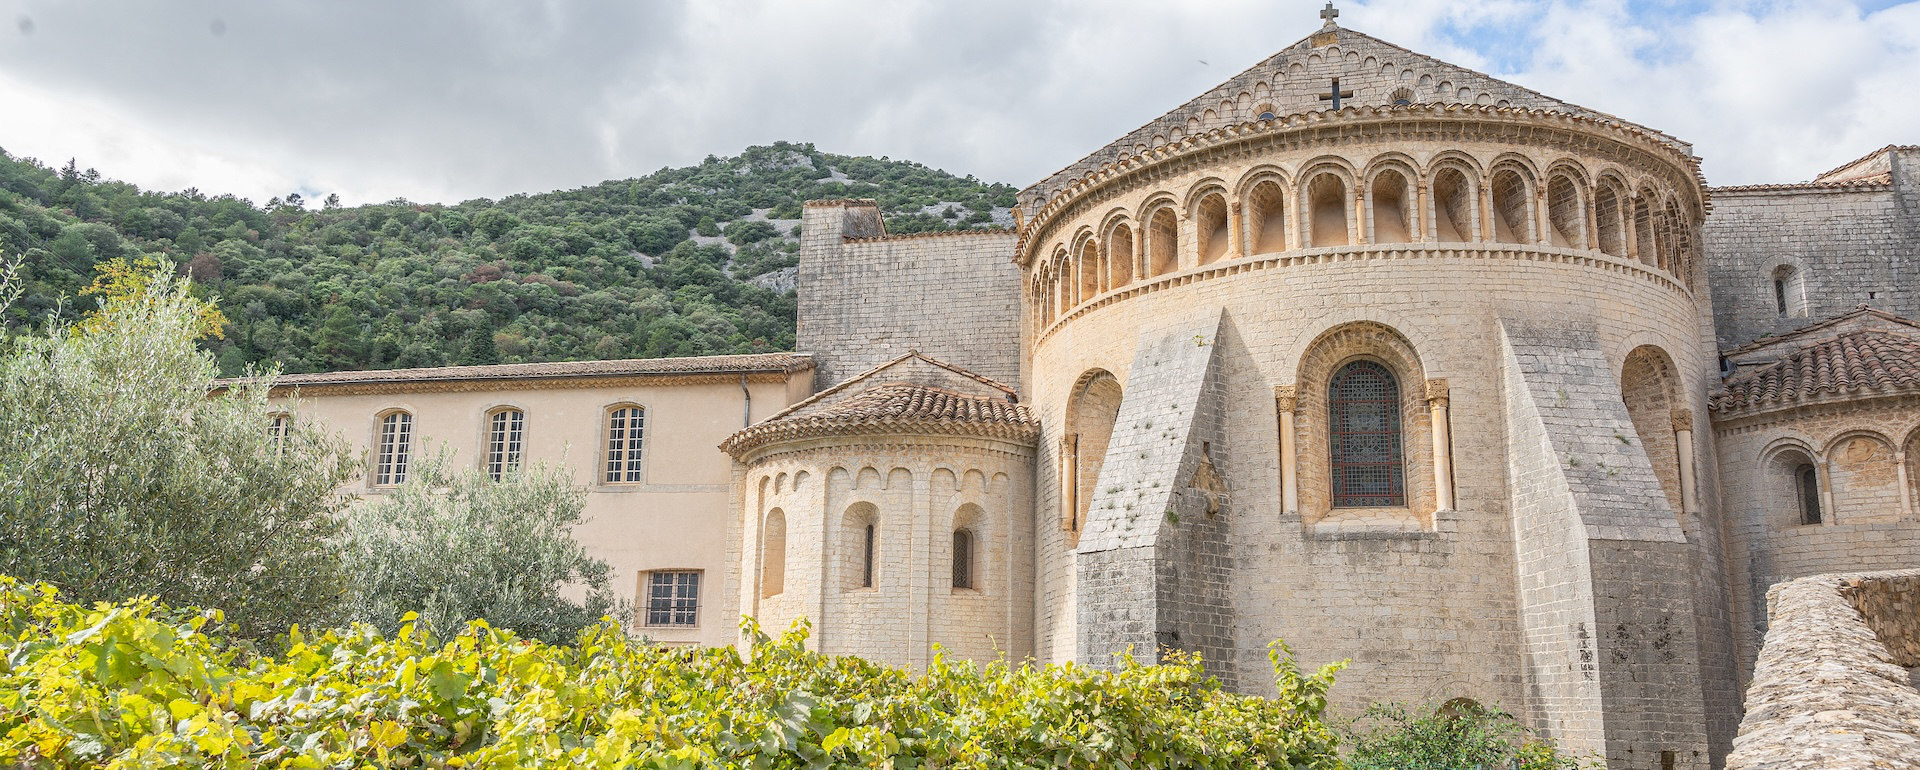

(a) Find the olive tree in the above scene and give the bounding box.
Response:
[0,258,360,637]
[340,451,616,644]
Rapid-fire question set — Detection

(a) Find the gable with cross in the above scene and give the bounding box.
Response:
[1318,78,1354,110]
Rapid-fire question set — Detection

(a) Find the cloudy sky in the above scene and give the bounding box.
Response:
[1,0,1914,206]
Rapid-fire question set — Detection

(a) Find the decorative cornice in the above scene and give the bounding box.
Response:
[249,370,799,398]
[1013,103,1707,264]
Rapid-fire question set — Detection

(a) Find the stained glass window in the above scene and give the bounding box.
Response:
[1329,360,1405,508]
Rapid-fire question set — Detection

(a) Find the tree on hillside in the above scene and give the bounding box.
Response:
[339,452,616,644]
[0,257,360,638]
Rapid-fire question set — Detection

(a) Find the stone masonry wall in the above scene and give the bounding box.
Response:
[797,201,1022,389]
[1726,569,1920,770]
[1705,153,1920,350]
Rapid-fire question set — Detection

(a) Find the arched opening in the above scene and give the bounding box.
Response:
[1329,360,1406,508]
[1546,175,1584,248]
[1620,346,1684,517]
[1195,192,1229,264]
[1064,370,1124,544]
[1662,200,1686,277]
[1370,170,1411,244]
[484,407,526,481]
[1432,168,1473,243]
[1106,224,1134,288]
[1634,192,1660,268]
[1772,265,1807,318]
[1247,180,1287,254]
[1307,173,1350,247]
[1054,252,1073,312]
[1594,183,1626,257]
[374,409,414,487]
[842,502,879,590]
[1764,447,1823,527]
[1490,169,1531,244]
[1148,207,1179,276]
[1078,240,1100,300]
[760,508,786,598]
[1827,434,1901,524]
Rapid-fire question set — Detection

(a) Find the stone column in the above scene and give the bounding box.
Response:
[1896,450,1914,521]
[1428,379,1454,512]
[1672,409,1696,523]
[1228,201,1246,259]
[1276,386,1299,515]
[1353,188,1368,245]
[1419,181,1436,241]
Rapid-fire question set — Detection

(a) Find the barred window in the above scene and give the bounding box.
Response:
[604,405,645,483]
[951,529,974,589]
[1329,360,1405,507]
[375,411,413,486]
[485,408,525,481]
[645,571,700,627]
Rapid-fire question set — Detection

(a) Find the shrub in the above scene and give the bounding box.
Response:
[0,260,359,639]
[340,452,616,644]
[0,578,1346,768]
[1346,699,1594,770]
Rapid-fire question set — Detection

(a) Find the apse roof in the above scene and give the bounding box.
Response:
[1023,22,1687,205]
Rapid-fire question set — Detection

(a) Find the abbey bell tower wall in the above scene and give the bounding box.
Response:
[796,200,1023,388]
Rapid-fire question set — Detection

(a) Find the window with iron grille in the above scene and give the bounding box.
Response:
[375,411,413,486]
[485,408,525,481]
[952,529,974,589]
[1329,360,1405,508]
[645,571,700,627]
[604,405,645,483]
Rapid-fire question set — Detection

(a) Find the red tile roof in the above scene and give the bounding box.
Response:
[216,352,812,389]
[721,382,1037,458]
[1713,330,1920,414]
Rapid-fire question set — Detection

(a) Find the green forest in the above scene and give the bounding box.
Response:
[0,141,1016,375]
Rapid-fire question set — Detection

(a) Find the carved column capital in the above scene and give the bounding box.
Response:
[1274,384,1298,412]
[1670,408,1694,433]
[1425,378,1450,408]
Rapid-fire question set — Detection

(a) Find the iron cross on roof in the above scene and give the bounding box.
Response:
[1320,1,1339,26]
[1318,78,1354,110]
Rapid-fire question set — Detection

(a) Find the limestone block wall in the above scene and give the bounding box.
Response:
[735,437,1034,667]
[1705,170,1920,350]
[797,201,1021,389]
[1711,395,1920,682]
[1726,569,1920,770]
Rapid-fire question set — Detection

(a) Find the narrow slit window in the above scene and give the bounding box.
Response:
[375,411,413,486]
[486,408,525,481]
[952,529,975,589]
[645,571,700,627]
[604,406,645,483]
[1329,361,1405,507]
[861,523,876,588]
[1795,463,1822,525]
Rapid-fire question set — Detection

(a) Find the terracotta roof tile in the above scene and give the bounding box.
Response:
[721,382,1037,458]
[217,352,813,389]
[1712,330,1920,414]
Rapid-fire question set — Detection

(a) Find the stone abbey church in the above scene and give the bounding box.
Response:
[266,15,1920,769]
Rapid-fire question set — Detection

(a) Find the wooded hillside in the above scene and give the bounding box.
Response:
[0,141,1015,374]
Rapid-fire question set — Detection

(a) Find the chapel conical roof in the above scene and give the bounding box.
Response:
[1023,23,1689,204]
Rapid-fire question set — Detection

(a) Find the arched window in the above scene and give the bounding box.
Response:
[1772,265,1807,318]
[952,529,975,589]
[1065,370,1123,543]
[485,407,525,481]
[1370,170,1411,244]
[1147,207,1179,276]
[1594,183,1626,257]
[760,509,786,598]
[1432,168,1473,242]
[1195,192,1229,264]
[843,502,879,590]
[861,523,876,588]
[374,410,413,486]
[604,405,645,483]
[1079,240,1101,299]
[1545,175,1583,248]
[1490,169,1531,244]
[1795,463,1823,525]
[1105,223,1134,288]
[1328,361,1404,508]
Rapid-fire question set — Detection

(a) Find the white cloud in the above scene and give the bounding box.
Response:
[0,0,1912,203]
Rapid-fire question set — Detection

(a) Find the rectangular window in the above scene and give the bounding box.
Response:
[268,413,292,449]
[604,406,645,483]
[862,524,875,588]
[375,411,413,486]
[646,571,700,627]
[486,409,525,481]
[952,529,974,589]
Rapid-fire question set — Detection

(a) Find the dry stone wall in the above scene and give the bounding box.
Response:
[1727,569,1920,770]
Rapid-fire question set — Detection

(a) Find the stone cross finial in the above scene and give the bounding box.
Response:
[1320,1,1339,26]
